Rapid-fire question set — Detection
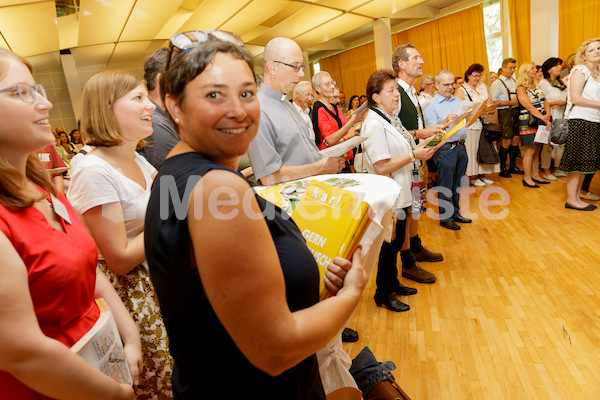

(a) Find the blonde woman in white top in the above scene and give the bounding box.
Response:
[455,63,499,187]
[558,38,600,211]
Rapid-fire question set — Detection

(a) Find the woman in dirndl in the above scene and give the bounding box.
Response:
[67,70,174,399]
[558,38,600,211]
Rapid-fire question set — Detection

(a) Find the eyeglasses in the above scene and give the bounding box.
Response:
[0,83,47,103]
[273,61,306,72]
[166,30,244,67]
[407,55,424,62]
[321,80,337,88]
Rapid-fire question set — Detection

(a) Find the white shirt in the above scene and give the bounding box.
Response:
[292,101,316,141]
[490,74,517,109]
[362,109,412,209]
[538,78,567,120]
[566,65,600,123]
[68,153,156,243]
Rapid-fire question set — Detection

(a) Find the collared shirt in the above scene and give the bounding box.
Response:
[490,75,517,109]
[423,93,468,142]
[292,101,316,141]
[138,99,180,169]
[248,84,322,181]
[396,77,424,129]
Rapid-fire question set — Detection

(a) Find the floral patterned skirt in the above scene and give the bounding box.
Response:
[100,261,174,400]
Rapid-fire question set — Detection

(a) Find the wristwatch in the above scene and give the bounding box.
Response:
[410,151,416,162]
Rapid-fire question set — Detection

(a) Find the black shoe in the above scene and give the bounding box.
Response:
[499,170,512,178]
[453,215,472,223]
[392,282,417,296]
[532,178,550,185]
[522,179,540,188]
[374,294,410,312]
[342,327,359,342]
[565,202,597,211]
[440,220,461,230]
[508,167,524,174]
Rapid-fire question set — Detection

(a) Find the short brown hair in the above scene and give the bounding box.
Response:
[502,57,517,67]
[144,48,169,92]
[160,39,255,130]
[80,71,145,147]
[366,69,397,108]
[464,63,485,82]
[392,43,416,73]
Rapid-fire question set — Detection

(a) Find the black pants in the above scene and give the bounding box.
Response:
[375,208,408,296]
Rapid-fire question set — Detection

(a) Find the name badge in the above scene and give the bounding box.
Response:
[38,153,50,162]
[49,193,71,225]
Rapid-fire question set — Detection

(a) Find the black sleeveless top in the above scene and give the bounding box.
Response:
[144,152,325,399]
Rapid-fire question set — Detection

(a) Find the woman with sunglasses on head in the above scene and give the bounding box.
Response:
[145,33,367,399]
[311,71,366,171]
[67,71,173,398]
[0,49,140,400]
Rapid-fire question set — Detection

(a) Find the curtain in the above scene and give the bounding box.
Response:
[318,42,376,100]
[318,5,488,99]
[559,0,600,59]
[392,5,489,89]
[508,0,531,64]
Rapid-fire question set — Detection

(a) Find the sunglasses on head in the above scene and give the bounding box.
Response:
[166,30,244,67]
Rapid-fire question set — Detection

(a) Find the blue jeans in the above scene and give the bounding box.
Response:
[349,346,396,399]
[432,142,468,222]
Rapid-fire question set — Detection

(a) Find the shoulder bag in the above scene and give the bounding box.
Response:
[548,77,589,145]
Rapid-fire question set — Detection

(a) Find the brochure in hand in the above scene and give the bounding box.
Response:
[291,180,374,299]
[71,298,133,385]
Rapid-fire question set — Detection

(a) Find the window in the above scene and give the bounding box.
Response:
[313,61,321,74]
[484,0,503,73]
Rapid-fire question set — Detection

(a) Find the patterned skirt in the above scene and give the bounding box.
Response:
[100,261,174,400]
[558,119,600,173]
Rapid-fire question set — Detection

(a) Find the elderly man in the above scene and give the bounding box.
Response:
[137,47,180,169]
[390,43,443,285]
[424,70,470,231]
[338,90,348,113]
[490,57,522,178]
[247,37,344,185]
[292,81,316,141]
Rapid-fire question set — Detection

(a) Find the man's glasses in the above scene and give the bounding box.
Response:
[0,83,47,103]
[274,61,306,72]
[166,30,244,67]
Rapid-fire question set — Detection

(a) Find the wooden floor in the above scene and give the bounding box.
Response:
[343,169,600,400]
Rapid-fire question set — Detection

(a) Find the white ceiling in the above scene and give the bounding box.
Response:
[0,0,482,71]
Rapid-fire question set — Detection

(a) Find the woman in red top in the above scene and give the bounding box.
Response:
[0,49,141,400]
[311,71,367,170]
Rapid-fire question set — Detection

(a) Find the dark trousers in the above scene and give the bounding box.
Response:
[433,142,468,222]
[375,211,408,296]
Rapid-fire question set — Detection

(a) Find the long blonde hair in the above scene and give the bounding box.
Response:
[516,62,536,88]
[0,49,57,209]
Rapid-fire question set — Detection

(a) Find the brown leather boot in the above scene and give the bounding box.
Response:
[412,246,443,262]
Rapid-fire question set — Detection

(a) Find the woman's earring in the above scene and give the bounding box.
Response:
[175,118,180,123]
